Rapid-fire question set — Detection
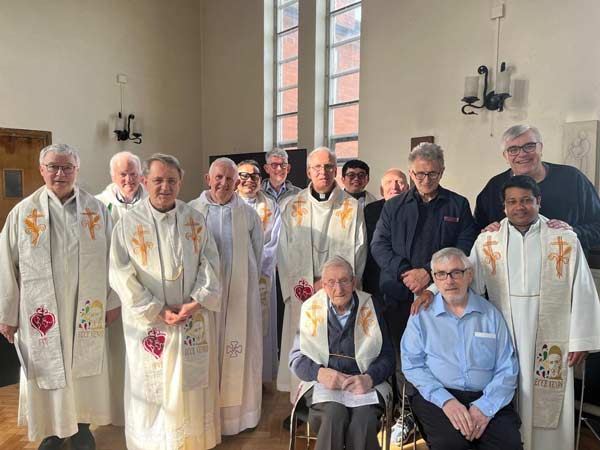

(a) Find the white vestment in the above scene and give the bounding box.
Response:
[189,192,264,435]
[240,192,281,382]
[470,218,600,450]
[110,198,221,450]
[96,182,147,426]
[0,186,115,441]
[277,183,367,401]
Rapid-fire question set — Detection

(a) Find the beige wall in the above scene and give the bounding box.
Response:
[360,0,600,206]
[0,0,203,200]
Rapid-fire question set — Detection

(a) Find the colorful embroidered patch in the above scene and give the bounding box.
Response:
[304,303,324,337]
[548,237,571,278]
[81,207,101,240]
[482,235,501,275]
[291,199,308,226]
[259,205,272,231]
[132,224,154,266]
[78,299,104,331]
[184,216,203,254]
[335,199,353,229]
[535,343,564,381]
[359,306,374,337]
[294,279,314,302]
[184,312,207,346]
[143,328,167,360]
[30,305,56,337]
[24,208,46,246]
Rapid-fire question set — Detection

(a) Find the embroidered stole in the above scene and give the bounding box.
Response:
[476,217,575,428]
[17,186,107,389]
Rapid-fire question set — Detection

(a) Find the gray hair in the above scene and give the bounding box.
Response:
[307,146,337,167]
[430,247,472,273]
[209,157,238,178]
[321,255,354,279]
[408,143,444,167]
[143,153,184,179]
[238,159,261,173]
[501,124,542,150]
[109,151,142,177]
[266,147,289,163]
[39,144,80,167]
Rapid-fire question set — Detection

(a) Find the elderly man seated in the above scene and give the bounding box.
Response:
[401,247,522,450]
[289,256,395,450]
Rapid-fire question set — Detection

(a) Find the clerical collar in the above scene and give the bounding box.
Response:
[508,217,540,236]
[311,187,333,201]
[346,190,366,200]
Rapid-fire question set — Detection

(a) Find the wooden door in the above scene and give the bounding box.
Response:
[0,127,51,387]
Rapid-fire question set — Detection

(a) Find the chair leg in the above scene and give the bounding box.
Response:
[305,421,311,450]
[576,360,587,450]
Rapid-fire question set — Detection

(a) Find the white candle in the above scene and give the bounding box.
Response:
[496,69,510,94]
[464,76,479,98]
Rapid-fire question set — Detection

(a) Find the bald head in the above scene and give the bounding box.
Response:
[380,168,409,200]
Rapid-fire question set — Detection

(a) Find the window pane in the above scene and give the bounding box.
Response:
[279,88,298,114]
[331,40,360,74]
[331,0,360,12]
[279,30,298,61]
[330,103,359,136]
[333,140,358,159]
[278,2,299,32]
[332,6,361,43]
[331,72,359,104]
[278,115,298,143]
[279,59,298,88]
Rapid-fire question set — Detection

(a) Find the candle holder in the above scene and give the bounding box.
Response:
[461,63,511,115]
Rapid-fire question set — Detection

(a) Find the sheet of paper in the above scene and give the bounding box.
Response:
[311,382,379,408]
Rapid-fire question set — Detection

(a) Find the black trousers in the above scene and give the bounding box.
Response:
[411,389,522,450]
[386,300,413,398]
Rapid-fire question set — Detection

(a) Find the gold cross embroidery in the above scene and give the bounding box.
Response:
[24,208,47,246]
[335,200,353,229]
[483,235,501,275]
[184,217,202,254]
[132,224,154,266]
[359,306,374,337]
[259,205,272,231]
[549,236,571,278]
[291,199,308,226]
[81,207,101,240]
[305,303,324,337]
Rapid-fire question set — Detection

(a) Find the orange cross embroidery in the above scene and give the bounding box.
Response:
[259,205,272,231]
[359,306,374,337]
[24,209,47,246]
[483,235,501,275]
[291,199,308,226]
[549,236,571,278]
[305,303,324,337]
[132,224,154,266]
[335,200,353,229]
[184,217,202,254]
[81,208,101,240]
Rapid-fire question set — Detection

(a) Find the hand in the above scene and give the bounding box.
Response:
[411,290,433,315]
[482,222,501,233]
[547,219,573,231]
[159,307,181,325]
[442,398,474,438]
[568,351,588,367]
[341,374,373,394]
[105,307,121,326]
[401,268,430,294]
[174,301,201,323]
[317,367,349,390]
[467,405,490,440]
[0,324,17,344]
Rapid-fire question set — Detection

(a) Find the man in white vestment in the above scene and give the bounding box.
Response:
[0,144,117,450]
[189,157,264,435]
[277,147,367,403]
[96,150,147,426]
[110,153,222,450]
[236,159,281,383]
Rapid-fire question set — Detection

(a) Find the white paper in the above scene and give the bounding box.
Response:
[311,382,379,408]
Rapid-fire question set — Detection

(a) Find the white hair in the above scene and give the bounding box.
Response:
[266,147,289,163]
[501,124,542,150]
[109,151,142,177]
[39,143,80,167]
[408,143,444,167]
[430,247,472,273]
[307,146,337,167]
[209,157,238,178]
[321,255,354,279]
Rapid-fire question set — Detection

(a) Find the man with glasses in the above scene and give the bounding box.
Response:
[401,247,521,450]
[261,148,301,209]
[474,124,600,252]
[0,144,118,450]
[277,147,367,405]
[237,159,281,384]
[341,159,378,207]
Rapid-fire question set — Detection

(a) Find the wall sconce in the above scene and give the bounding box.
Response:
[461,62,511,115]
[114,112,142,144]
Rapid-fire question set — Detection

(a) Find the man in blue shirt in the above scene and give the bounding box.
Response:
[401,247,521,450]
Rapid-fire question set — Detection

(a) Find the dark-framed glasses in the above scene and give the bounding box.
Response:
[43,164,77,175]
[345,172,368,180]
[239,172,261,182]
[268,162,288,170]
[324,278,353,288]
[433,269,469,281]
[412,171,440,181]
[505,142,539,156]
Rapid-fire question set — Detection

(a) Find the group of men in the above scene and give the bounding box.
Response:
[1,122,600,450]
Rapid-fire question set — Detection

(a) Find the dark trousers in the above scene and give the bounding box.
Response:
[387,300,412,397]
[411,389,522,450]
[305,389,384,450]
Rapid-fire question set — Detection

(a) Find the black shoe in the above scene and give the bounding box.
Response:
[70,423,96,450]
[38,436,65,450]
[282,414,305,430]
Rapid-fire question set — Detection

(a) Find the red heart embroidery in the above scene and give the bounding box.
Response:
[143,328,166,360]
[294,279,314,302]
[30,306,56,337]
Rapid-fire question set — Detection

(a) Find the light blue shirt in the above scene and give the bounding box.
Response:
[328,296,355,328]
[401,290,518,417]
[265,181,287,200]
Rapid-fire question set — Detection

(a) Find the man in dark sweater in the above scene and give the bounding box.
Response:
[474,124,600,253]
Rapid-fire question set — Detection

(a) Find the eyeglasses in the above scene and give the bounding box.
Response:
[505,142,539,156]
[310,164,336,173]
[504,197,537,207]
[344,172,368,180]
[412,171,440,181]
[268,162,288,170]
[433,269,469,281]
[324,278,353,288]
[43,164,77,175]
[238,172,261,182]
